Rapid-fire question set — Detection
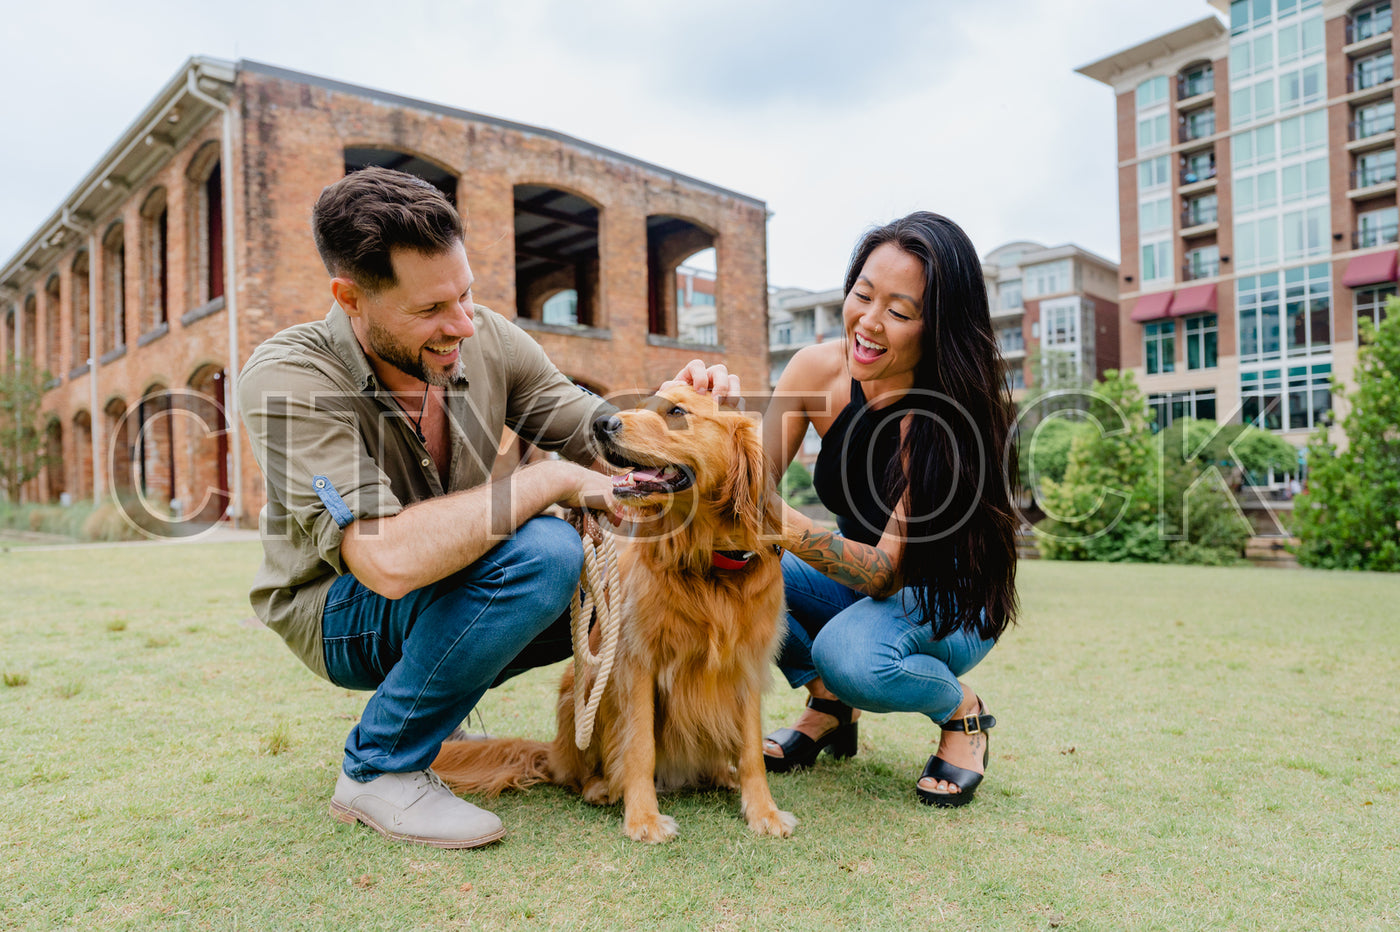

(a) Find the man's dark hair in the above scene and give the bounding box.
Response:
[312,166,463,293]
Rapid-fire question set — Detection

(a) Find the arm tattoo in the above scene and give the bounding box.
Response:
[791,527,898,596]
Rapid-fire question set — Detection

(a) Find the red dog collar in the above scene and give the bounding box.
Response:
[711,550,754,570]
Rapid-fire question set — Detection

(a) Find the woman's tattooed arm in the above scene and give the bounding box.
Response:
[787,525,901,598]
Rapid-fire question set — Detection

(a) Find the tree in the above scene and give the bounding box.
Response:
[1035,372,1250,565]
[1036,370,1166,562]
[780,460,821,507]
[0,358,49,502]
[1293,310,1400,571]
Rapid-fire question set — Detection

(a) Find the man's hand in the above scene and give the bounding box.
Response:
[663,359,742,407]
[549,460,622,526]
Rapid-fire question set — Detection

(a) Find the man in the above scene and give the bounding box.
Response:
[239,167,734,849]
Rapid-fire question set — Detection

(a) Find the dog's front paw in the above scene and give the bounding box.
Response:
[624,810,679,844]
[744,806,798,838]
[580,777,613,806]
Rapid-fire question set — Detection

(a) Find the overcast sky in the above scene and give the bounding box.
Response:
[0,0,1217,292]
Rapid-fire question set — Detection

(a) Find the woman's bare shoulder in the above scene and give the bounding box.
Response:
[783,341,846,390]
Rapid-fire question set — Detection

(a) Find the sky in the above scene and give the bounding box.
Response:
[0,0,1219,293]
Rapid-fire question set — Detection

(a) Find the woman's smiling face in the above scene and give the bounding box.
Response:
[842,242,927,389]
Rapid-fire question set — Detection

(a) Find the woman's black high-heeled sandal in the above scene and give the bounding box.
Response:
[763,696,858,773]
[916,703,996,808]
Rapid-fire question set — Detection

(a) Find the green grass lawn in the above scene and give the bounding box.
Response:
[1,543,1396,931]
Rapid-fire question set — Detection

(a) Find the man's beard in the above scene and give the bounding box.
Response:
[366,318,463,388]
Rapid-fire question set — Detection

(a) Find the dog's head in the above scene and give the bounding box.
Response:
[593,385,775,550]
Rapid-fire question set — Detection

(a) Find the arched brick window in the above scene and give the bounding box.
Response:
[141,188,170,332]
[514,185,601,327]
[102,224,127,355]
[71,252,91,374]
[646,216,717,340]
[187,142,224,307]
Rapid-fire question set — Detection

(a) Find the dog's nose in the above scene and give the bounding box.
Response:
[593,414,623,441]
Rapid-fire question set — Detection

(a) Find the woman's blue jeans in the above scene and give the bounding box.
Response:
[776,552,995,725]
[321,516,583,781]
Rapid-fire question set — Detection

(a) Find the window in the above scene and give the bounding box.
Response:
[645,216,716,338]
[999,279,1023,310]
[1233,124,1277,170]
[1141,241,1172,284]
[1280,157,1328,203]
[1138,113,1170,151]
[1183,108,1216,141]
[102,224,126,354]
[1353,1,1392,42]
[1356,284,1396,338]
[1042,303,1079,347]
[1148,389,1218,431]
[1279,110,1328,155]
[1358,206,1399,247]
[1182,151,1216,184]
[1234,170,1277,213]
[541,290,578,326]
[1136,76,1169,109]
[140,187,169,332]
[1242,364,1331,431]
[1186,245,1220,280]
[514,185,601,328]
[1281,205,1330,260]
[71,252,90,371]
[1354,99,1395,139]
[1238,272,1283,363]
[1234,215,1280,270]
[997,325,1024,354]
[1185,193,1218,226]
[1140,197,1172,234]
[1231,77,1276,127]
[1181,64,1214,98]
[1355,148,1396,188]
[43,276,61,380]
[1006,366,1026,391]
[1277,62,1324,111]
[1145,321,1176,374]
[1354,50,1394,90]
[692,323,717,345]
[1278,14,1325,62]
[774,322,793,345]
[1185,315,1219,369]
[1139,156,1171,190]
[1283,263,1331,356]
[1023,260,1071,297]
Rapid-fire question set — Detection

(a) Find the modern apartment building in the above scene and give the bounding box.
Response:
[982,241,1121,397]
[1079,0,1395,441]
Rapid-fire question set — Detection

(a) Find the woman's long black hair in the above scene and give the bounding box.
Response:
[843,212,1019,642]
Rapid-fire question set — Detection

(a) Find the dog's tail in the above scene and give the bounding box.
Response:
[432,738,552,798]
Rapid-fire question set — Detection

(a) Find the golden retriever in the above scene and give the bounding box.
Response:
[433,385,796,842]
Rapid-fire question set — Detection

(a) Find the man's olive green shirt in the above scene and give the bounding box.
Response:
[238,303,610,680]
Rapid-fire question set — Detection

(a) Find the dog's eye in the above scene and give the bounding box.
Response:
[667,405,688,417]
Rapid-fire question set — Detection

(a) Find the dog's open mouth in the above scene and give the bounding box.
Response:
[603,450,696,497]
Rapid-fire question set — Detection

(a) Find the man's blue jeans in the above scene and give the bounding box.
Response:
[321,516,583,781]
[776,553,995,725]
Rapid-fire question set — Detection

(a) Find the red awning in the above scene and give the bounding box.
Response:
[1343,250,1399,288]
[1130,290,1174,322]
[1170,283,1217,317]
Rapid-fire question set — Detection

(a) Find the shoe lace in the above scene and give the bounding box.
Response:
[422,769,451,793]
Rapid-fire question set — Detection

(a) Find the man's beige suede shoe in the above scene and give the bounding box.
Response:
[329,769,505,849]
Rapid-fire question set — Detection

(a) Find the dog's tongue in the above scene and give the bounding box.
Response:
[613,466,677,492]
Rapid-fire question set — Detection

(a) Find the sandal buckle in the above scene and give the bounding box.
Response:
[962,714,981,735]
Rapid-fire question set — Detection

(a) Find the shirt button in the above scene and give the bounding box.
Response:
[421,458,431,468]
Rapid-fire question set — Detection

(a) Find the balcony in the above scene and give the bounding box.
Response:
[1177,113,1216,144]
[1349,161,1398,198]
[1347,60,1396,102]
[1179,164,1217,191]
[1348,114,1397,152]
[1352,224,1400,248]
[1177,72,1215,108]
[1345,12,1393,53]
[1180,205,1219,236]
[1182,259,1221,282]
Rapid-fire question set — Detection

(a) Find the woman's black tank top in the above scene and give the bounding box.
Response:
[812,379,913,546]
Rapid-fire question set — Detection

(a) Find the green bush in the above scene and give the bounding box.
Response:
[1035,371,1249,565]
[1019,415,1093,492]
[780,460,821,507]
[1293,310,1400,571]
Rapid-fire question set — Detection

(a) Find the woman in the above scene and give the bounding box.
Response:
[762,211,1019,807]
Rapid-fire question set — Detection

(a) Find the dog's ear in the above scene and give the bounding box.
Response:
[721,415,771,543]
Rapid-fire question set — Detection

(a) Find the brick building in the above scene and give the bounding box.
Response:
[0,58,769,524]
[1078,0,1395,443]
[981,241,1121,398]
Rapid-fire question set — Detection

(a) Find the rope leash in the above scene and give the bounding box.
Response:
[569,510,623,750]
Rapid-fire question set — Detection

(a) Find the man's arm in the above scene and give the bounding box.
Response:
[341,459,617,600]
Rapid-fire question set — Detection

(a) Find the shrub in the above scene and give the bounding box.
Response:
[780,460,821,507]
[1293,310,1400,571]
